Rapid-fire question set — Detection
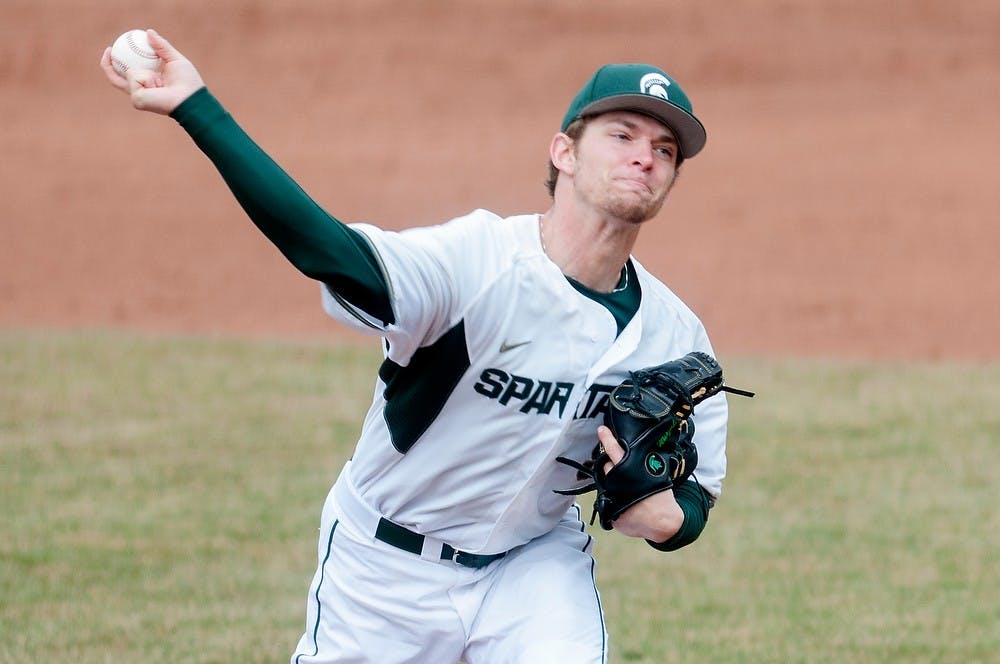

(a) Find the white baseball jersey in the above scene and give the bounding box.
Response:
[320,208,728,555]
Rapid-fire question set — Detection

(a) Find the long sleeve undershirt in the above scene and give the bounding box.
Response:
[170,86,394,326]
[647,480,712,551]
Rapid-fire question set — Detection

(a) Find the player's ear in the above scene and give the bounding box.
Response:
[550,132,576,177]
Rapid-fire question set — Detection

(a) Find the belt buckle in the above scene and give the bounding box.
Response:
[441,543,504,568]
[442,543,472,567]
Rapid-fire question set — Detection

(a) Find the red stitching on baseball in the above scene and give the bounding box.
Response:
[125,31,157,60]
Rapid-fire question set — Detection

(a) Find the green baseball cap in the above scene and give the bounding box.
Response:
[561,63,706,159]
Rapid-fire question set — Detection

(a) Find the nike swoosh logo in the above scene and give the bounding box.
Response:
[499,340,532,353]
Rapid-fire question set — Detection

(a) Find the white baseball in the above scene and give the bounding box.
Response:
[110,29,162,78]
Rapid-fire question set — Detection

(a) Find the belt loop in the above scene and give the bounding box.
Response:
[421,537,446,562]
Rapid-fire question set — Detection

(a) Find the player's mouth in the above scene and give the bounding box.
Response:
[614,176,653,195]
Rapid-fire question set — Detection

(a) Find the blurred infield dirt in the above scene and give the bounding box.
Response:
[2,0,998,360]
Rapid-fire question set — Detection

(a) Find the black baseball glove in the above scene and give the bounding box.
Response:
[556,351,753,530]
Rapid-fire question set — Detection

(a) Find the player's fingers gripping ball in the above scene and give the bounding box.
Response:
[110,29,162,78]
[556,352,753,530]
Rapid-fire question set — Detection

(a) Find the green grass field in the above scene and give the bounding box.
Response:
[2,329,997,663]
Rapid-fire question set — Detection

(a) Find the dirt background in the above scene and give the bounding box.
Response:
[2,0,998,360]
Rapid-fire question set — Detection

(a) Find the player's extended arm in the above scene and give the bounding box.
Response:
[100,30,394,327]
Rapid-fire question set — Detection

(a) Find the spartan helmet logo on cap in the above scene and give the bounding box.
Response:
[639,72,671,101]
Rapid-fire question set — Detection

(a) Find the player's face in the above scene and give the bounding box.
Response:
[570,112,679,225]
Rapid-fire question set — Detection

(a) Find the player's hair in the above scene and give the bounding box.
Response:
[544,115,685,198]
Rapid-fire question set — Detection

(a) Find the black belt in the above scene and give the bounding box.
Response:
[374,517,506,569]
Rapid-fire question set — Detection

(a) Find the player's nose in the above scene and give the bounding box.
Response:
[629,140,655,169]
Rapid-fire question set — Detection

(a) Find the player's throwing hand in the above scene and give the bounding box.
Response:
[100,29,204,115]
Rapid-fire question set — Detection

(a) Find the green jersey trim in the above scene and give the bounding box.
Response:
[377,321,470,453]
[565,260,641,336]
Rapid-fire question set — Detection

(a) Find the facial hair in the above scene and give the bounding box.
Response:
[580,172,672,225]
[605,184,669,224]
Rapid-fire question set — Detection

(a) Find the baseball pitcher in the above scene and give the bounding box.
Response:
[101,30,749,664]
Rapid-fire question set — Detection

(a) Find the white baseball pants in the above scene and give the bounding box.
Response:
[290,466,609,663]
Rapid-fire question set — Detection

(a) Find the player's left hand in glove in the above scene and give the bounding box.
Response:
[556,351,753,531]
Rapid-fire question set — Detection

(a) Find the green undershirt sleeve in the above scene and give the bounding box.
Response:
[170,87,394,326]
[646,480,712,552]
